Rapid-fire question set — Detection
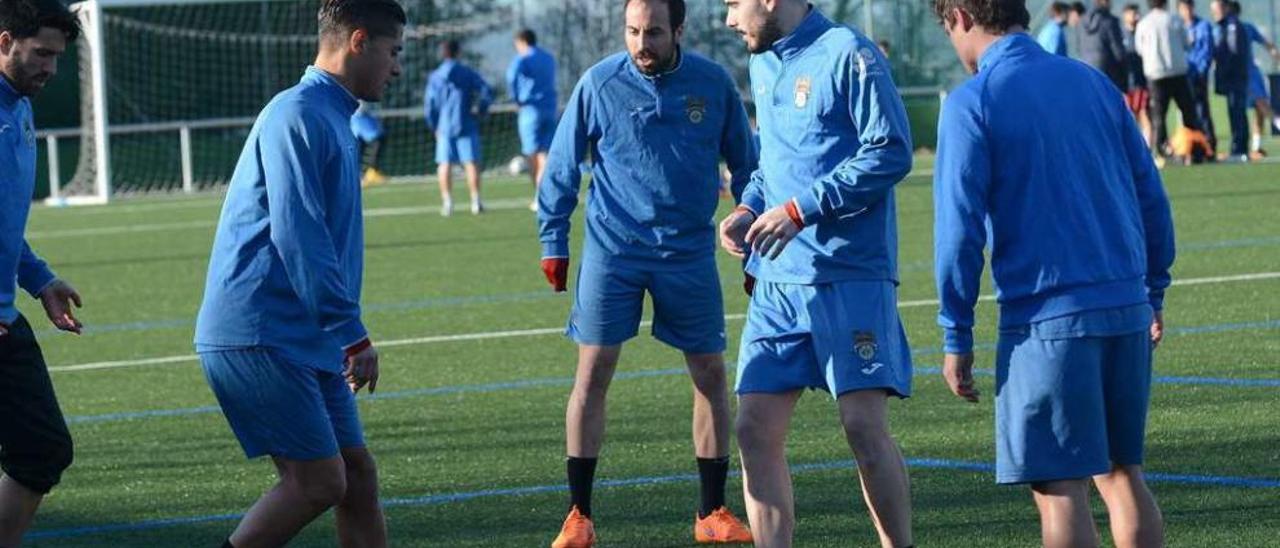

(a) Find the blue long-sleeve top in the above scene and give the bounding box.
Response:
[506,45,558,114]
[933,34,1176,354]
[536,49,757,268]
[739,8,913,284]
[425,59,492,138]
[195,67,367,372]
[1186,16,1215,78]
[0,77,56,325]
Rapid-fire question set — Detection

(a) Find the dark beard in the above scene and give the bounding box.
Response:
[633,48,677,75]
[749,17,785,54]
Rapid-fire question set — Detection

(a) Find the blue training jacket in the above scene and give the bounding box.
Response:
[195,67,368,372]
[1186,16,1215,79]
[933,34,1176,354]
[536,49,756,268]
[425,59,493,138]
[740,8,913,284]
[0,77,56,325]
[506,45,558,115]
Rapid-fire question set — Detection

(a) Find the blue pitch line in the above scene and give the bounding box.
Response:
[1167,319,1280,335]
[25,457,1280,540]
[1180,235,1280,250]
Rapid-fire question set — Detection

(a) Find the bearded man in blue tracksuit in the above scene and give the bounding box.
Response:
[195,1,404,546]
[720,1,916,546]
[536,0,757,545]
[931,0,1175,546]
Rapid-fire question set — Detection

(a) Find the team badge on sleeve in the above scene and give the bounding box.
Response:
[686,96,706,124]
[794,77,811,109]
[854,331,878,361]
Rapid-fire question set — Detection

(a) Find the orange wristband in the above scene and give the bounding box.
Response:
[784,199,805,228]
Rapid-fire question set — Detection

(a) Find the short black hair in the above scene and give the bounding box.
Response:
[1177,0,1194,7]
[1148,0,1167,9]
[318,0,406,44]
[1124,2,1142,11]
[623,0,687,29]
[933,0,1032,32]
[1071,1,1087,13]
[441,39,459,58]
[1227,0,1240,14]
[0,0,79,41]
[1050,1,1071,15]
[515,28,536,46]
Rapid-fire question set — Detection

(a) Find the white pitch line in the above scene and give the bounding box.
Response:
[47,271,1279,374]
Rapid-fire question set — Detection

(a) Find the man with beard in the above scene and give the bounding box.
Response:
[537,0,757,546]
[720,0,916,546]
[0,1,83,545]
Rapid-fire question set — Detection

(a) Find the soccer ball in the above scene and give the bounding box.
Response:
[507,155,528,176]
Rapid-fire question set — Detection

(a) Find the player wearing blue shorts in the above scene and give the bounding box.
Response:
[194,1,404,546]
[1238,11,1280,157]
[721,2,916,546]
[506,28,558,211]
[351,100,387,187]
[425,39,492,216]
[931,1,1176,546]
[537,1,757,545]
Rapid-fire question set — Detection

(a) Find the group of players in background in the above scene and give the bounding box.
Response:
[1039,0,1279,162]
[1,0,1200,547]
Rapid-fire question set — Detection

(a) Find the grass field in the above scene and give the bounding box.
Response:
[14,153,1280,547]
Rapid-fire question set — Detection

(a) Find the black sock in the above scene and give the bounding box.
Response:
[697,456,730,518]
[566,456,598,518]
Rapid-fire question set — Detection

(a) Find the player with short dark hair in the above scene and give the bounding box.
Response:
[1038,2,1072,54]
[194,1,404,546]
[721,0,916,546]
[538,0,757,545]
[426,39,492,216]
[0,1,83,545]
[932,0,1174,546]
[507,28,557,211]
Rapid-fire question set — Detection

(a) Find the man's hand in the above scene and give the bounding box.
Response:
[39,279,83,335]
[345,340,379,394]
[541,257,569,292]
[943,353,980,403]
[1150,310,1164,348]
[745,200,804,260]
[719,206,756,258]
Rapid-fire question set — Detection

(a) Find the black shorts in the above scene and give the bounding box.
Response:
[0,314,73,494]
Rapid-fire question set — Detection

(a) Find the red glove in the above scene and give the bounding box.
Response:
[541,257,569,292]
[744,273,756,296]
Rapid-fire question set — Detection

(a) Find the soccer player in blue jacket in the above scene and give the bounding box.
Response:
[0,2,83,545]
[536,1,757,545]
[194,1,403,546]
[426,39,492,216]
[721,1,916,546]
[506,28,558,211]
[931,1,1175,546]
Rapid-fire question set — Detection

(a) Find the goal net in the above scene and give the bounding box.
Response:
[55,0,515,204]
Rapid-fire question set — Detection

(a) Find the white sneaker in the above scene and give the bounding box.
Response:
[471,201,485,215]
[528,201,539,213]
[440,202,453,217]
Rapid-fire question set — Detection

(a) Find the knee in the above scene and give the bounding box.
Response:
[840,413,890,457]
[686,358,727,392]
[343,450,379,486]
[291,469,348,509]
[734,410,777,454]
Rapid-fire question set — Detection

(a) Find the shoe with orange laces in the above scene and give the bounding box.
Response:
[694,506,753,544]
[551,506,596,548]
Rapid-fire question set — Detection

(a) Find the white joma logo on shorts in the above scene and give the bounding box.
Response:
[861,362,885,375]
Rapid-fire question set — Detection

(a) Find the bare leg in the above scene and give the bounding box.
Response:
[335,447,386,548]
[1031,479,1100,548]
[736,391,802,548]
[0,476,42,547]
[437,162,453,215]
[685,353,731,459]
[837,390,913,548]
[229,455,348,548]
[464,162,482,213]
[1093,464,1163,548]
[566,345,622,458]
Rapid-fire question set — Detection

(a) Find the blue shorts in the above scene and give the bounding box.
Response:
[736,279,912,398]
[1247,64,1268,105]
[568,260,726,354]
[518,108,557,155]
[200,348,364,461]
[994,305,1154,484]
[435,130,481,165]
